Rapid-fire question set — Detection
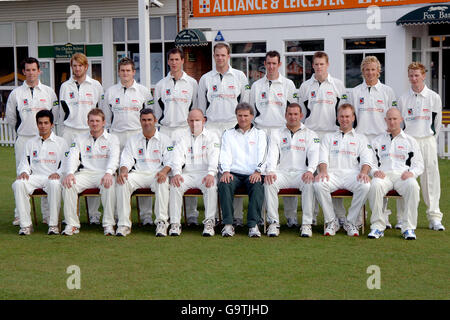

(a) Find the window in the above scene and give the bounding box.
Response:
[343,37,386,88]
[113,16,176,86]
[412,37,422,63]
[285,40,324,88]
[0,22,29,115]
[230,42,266,85]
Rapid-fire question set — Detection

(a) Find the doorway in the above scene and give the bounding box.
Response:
[54,61,70,98]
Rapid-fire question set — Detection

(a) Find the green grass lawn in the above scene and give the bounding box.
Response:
[0,146,449,300]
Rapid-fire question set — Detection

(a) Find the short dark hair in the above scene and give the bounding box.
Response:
[22,57,40,70]
[168,47,184,60]
[213,42,231,55]
[337,103,356,116]
[266,51,281,63]
[36,109,53,124]
[235,102,254,116]
[286,103,302,114]
[118,57,135,71]
[140,108,156,120]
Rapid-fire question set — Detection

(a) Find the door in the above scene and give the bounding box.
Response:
[54,61,71,98]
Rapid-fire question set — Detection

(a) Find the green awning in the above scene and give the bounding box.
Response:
[175,29,208,47]
[396,5,450,26]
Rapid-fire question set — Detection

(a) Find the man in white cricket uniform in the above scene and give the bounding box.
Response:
[398,62,444,231]
[218,103,267,238]
[61,109,120,236]
[198,42,250,226]
[314,104,373,237]
[12,110,67,235]
[264,103,320,237]
[102,57,154,225]
[168,109,220,237]
[115,109,172,237]
[250,51,299,226]
[298,51,346,225]
[153,48,199,225]
[346,56,397,228]
[368,108,424,240]
[6,57,59,226]
[59,53,104,224]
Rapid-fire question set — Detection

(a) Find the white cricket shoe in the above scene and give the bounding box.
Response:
[104,226,115,236]
[19,226,33,235]
[116,226,131,237]
[429,220,445,231]
[169,223,182,236]
[47,226,59,235]
[61,225,79,236]
[221,224,235,237]
[248,225,261,238]
[267,223,280,237]
[155,221,168,237]
[202,219,215,237]
[300,224,312,238]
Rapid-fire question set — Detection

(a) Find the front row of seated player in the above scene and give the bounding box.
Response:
[13,103,423,240]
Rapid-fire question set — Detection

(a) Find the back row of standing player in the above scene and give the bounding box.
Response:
[5,42,444,233]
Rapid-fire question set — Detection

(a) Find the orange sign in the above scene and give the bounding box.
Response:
[194,0,447,17]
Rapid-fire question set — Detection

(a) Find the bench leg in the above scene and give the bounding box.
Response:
[84,196,90,224]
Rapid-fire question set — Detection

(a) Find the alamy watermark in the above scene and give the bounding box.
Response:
[66,265,81,290]
[366,265,381,290]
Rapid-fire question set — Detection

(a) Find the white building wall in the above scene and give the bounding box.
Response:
[188,4,433,95]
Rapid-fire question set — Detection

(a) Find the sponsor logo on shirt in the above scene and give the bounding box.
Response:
[101,145,107,150]
[132,99,139,103]
[277,93,283,97]
[423,108,430,112]
[153,149,160,153]
[167,146,174,151]
[228,85,235,90]
[249,141,256,145]
[48,151,55,155]
[40,99,46,102]
[349,142,356,145]
[86,93,93,97]
[70,142,76,148]
[313,138,320,143]
[376,99,384,104]
[182,90,189,94]
[65,151,69,157]
[326,91,333,96]
[398,145,405,150]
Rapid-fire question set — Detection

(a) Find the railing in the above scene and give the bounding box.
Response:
[1,118,450,159]
[0,118,16,146]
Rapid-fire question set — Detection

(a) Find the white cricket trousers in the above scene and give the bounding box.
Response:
[206,120,244,220]
[112,129,154,220]
[14,135,51,220]
[12,175,61,228]
[159,125,199,220]
[369,172,420,232]
[116,172,169,228]
[314,170,370,226]
[62,171,116,229]
[169,172,218,224]
[264,171,315,225]
[61,126,102,219]
[416,136,442,222]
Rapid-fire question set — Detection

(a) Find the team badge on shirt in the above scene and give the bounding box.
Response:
[33,150,38,157]
[166,89,171,95]
[23,99,28,106]
[408,108,413,115]
[261,92,266,99]
[69,92,75,99]
[311,91,316,98]
[212,85,218,92]
[381,145,386,151]
[115,98,120,104]
[138,148,143,155]
[282,138,288,144]
[359,98,364,104]
[333,140,338,146]
[86,146,92,153]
